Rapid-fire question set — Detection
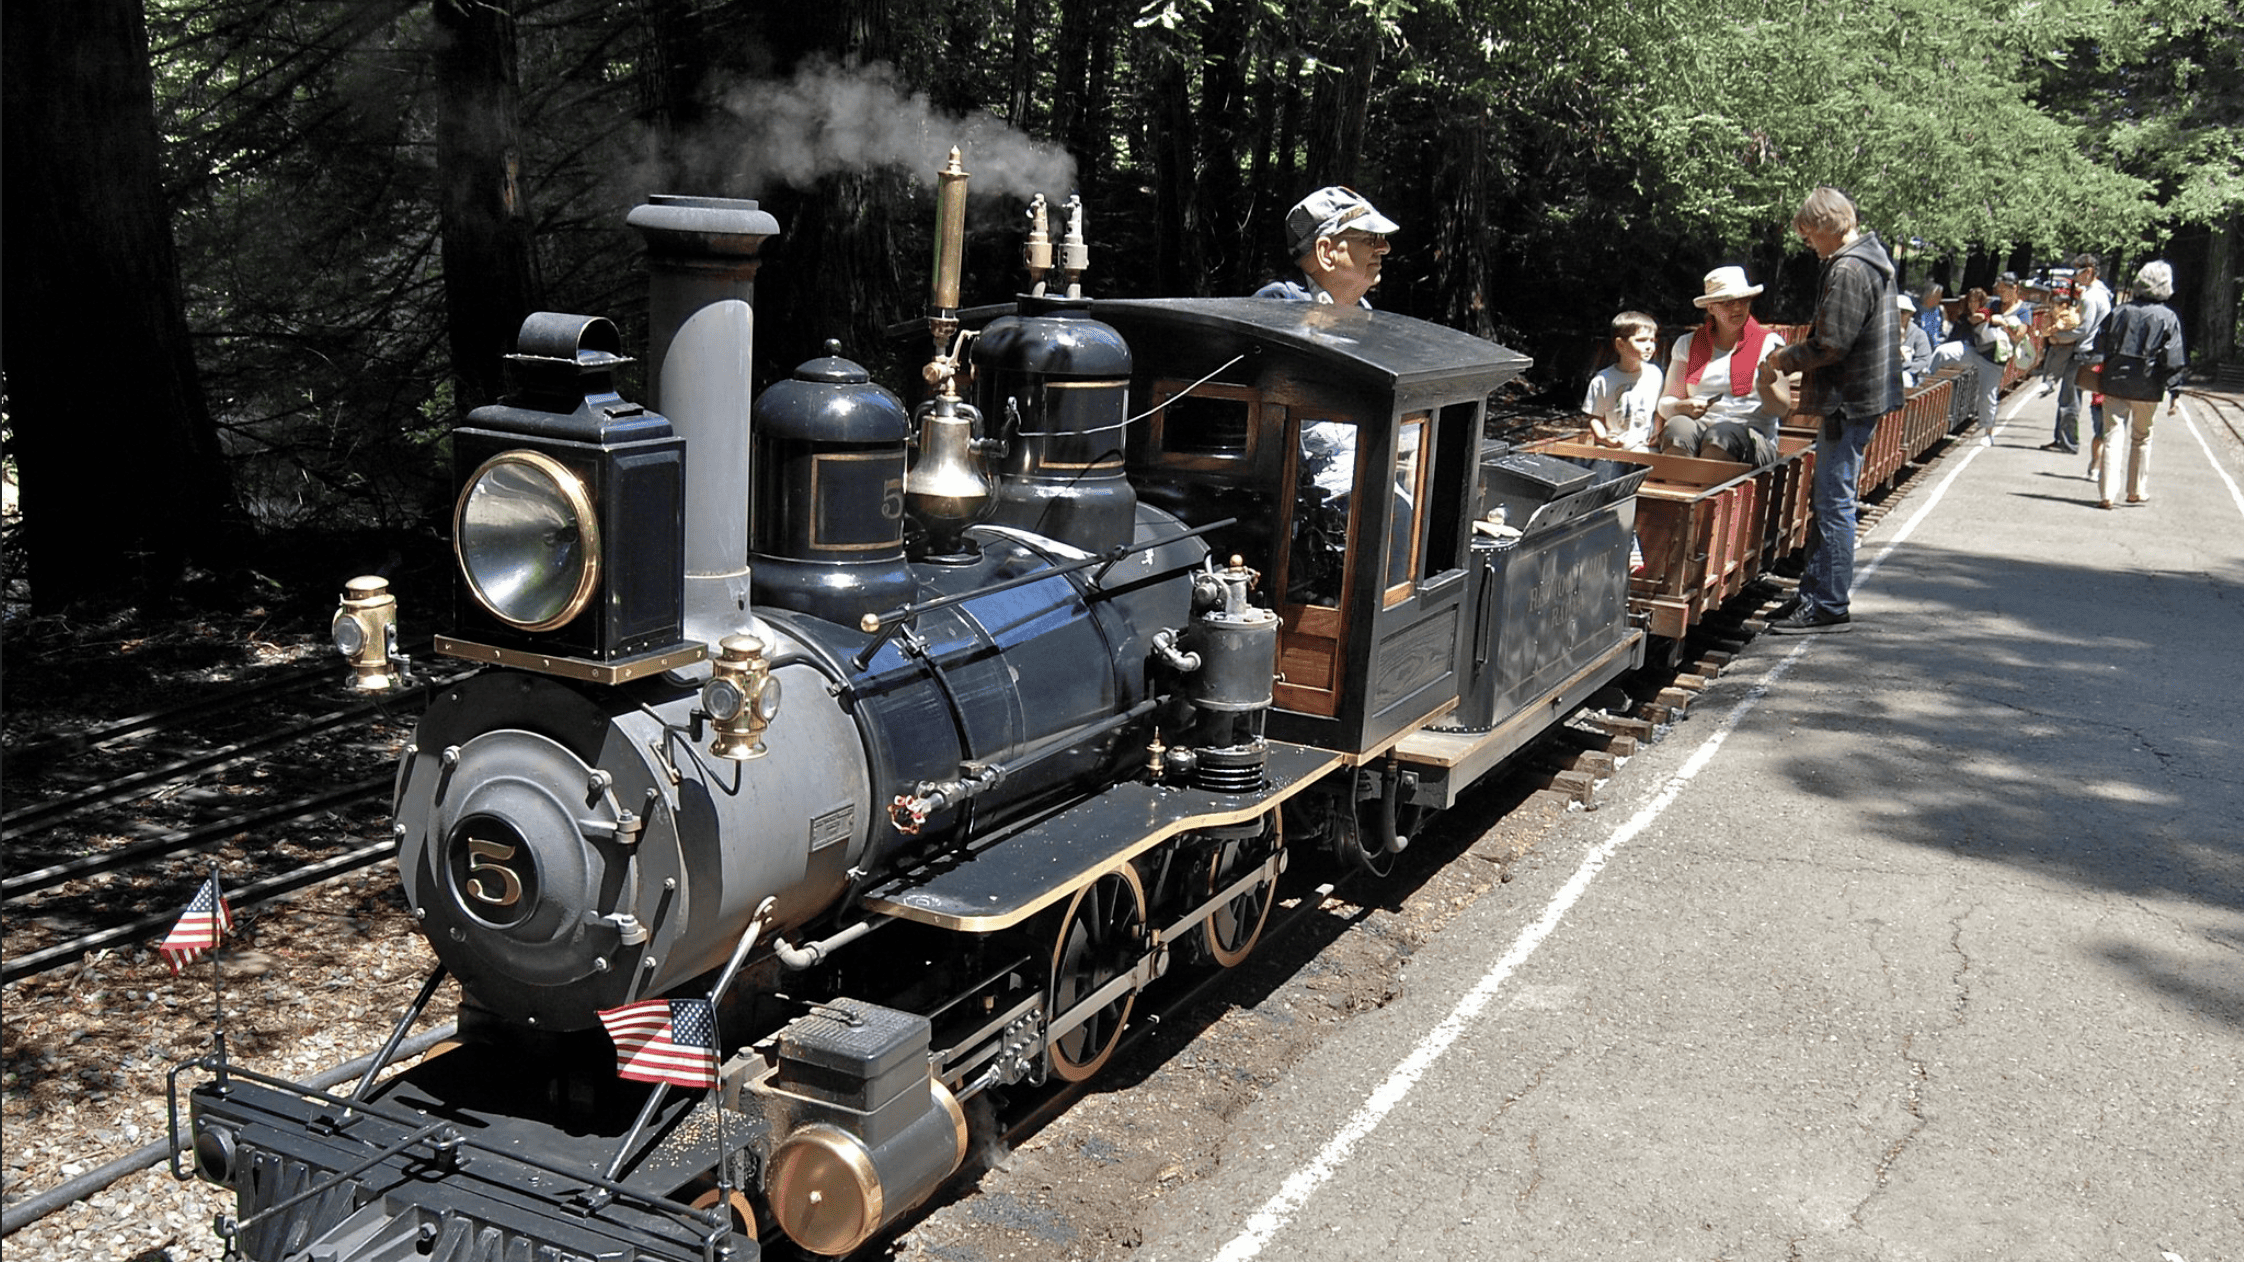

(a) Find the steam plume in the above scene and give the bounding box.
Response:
[719,61,1074,199]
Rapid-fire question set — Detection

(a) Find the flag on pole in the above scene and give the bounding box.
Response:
[159,875,234,975]
[597,998,719,1088]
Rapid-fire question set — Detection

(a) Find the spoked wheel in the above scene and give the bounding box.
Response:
[1048,864,1147,1082]
[1202,814,1281,968]
[687,1185,756,1240]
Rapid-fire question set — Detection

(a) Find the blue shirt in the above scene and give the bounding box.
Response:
[1252,273,1372,309]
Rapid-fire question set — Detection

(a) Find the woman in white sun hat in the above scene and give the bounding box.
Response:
[1656,265,1792,464]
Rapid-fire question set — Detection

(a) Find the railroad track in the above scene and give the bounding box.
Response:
[0,653,470,985]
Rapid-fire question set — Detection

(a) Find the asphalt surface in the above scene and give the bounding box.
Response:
[1137,384,2244,1262]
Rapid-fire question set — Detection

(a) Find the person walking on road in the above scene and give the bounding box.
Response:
[2043,252,2112,455]
[1759,187,1902,635]
[2089,260,2188,510]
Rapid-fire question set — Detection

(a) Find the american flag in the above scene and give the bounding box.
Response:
[159,875,234,975]
[597,997,719,1088]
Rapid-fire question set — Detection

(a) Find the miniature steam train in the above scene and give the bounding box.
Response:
[175,163,1648,1262]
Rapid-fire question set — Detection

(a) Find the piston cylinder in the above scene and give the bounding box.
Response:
[751,1000,968,1256]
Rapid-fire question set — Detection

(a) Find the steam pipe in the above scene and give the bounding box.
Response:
[888,698,1162,833]
[850,516,1239,671]
[772,917,890,970]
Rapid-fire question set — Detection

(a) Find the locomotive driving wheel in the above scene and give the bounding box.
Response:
[1202,813,1281,968]
[1048,863,1147,1082]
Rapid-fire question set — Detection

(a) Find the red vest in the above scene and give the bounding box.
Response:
[1684,317,1769,397]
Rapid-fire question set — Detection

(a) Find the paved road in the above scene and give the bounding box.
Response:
[1140,385,2244,1262]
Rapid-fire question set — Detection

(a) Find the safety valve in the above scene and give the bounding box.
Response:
[704,634,781,760]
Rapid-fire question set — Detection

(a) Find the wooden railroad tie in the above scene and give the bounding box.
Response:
[1592,714,1654,740]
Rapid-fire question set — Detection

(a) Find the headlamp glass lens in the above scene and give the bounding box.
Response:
[332,616,366,656]
[457,453,598,630]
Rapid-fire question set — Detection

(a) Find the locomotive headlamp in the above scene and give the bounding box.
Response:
[705,634,780,760]
[454,449,602,632]
[437,313,701,685]
[332,575,403,691]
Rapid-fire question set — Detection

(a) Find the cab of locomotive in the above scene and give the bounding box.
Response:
[1099,297,1530,756]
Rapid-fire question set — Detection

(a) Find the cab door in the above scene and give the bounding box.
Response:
[1271,414,1361,717]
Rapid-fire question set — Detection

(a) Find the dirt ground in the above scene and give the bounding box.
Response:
[3,584,462,1262]
[889,783,1573,1262]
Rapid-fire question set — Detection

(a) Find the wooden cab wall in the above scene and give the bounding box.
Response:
[1091,298,1531,758]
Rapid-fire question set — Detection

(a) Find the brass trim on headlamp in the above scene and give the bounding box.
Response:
[705,634,779,761]
[333,575,401,691]
[453,449,602,633]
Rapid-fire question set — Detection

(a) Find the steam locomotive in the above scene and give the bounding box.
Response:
[175,157,1647,1262]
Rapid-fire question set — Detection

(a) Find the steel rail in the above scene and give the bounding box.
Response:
[3,672,454,836]
[5,639,437,772]
[1,838,397,984]
[3,776,390,900]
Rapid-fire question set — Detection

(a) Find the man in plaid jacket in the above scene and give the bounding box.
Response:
[1760,186,1902,635]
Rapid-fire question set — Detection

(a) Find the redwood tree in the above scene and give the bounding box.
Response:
[2,0,237,609]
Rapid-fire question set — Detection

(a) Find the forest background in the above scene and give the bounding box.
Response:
[2,0,2239,611]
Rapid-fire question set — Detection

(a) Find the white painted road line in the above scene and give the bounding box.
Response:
[1209,634,1820,1262]
[2176,399,2244,522]
[1202,381,2231,1262]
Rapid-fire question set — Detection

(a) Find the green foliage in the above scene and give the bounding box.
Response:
[135,0,2232,541]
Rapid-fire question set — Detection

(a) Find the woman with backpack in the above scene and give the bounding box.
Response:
[2090,261,2188,509]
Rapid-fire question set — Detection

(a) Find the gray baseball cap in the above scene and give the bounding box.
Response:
[1285,187,1399,257]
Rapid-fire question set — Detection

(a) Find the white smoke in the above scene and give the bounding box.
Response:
[718,61,1075,200]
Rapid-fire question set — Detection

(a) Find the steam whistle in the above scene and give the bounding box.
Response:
[928,148,970,372]
[908,148,990,558]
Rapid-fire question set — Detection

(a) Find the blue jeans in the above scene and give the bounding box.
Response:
[1801,410,1876,617]
[2054,366,2105,451]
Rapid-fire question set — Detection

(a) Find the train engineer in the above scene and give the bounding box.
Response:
[1760,185,1902,636]
[1252,185,1398,308]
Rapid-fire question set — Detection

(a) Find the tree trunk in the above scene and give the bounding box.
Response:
[1143,35,1202,296]
[2,0,236,609]
[1052,0,1101,185]
[1007,0,1037,129]
[433,0,539,413]
[1196,0,1253,294]
[2199,214,2236,367]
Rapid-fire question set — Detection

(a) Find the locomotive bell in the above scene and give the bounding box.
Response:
[905,392,992,560]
